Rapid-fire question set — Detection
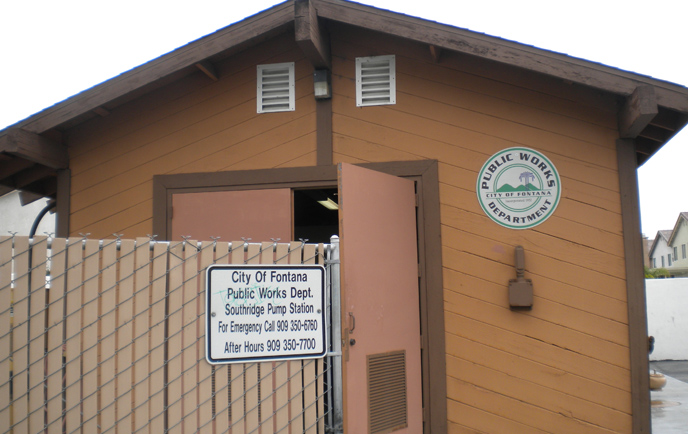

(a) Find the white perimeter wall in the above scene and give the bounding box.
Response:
[646,277,688,361]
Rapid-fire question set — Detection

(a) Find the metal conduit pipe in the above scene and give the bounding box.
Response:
[29,199,56,238]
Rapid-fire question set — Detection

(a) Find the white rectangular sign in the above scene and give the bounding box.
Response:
[205,264,327,364]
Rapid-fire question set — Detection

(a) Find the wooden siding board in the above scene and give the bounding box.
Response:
[444,310,631,393]
[335,53,619,150]
[447,370,622,434]
[445,333,631,414]
[447,399,550,434]
[333,90,620,177]
[68,35,303,160]
[329,22,619,128]
[69,145,316,238]
[71,74,314,198]
[69,113,316,235]
[71,50,312,182]
[68,72,215,162]
[439,162,623,227]
[438,179,622,241]
[71,200,152,239]
[70,101,315,204]
[443,256,628,324]
[442,278,630,368]
[333,113,623,219]
[447,356,631,433]
[443,269,629,346]
[439,205,626,280]
[442,229,627,304]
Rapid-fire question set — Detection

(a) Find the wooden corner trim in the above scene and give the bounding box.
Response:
[616,139,651,433]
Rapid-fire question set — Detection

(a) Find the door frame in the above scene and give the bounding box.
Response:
[152,160,447,433]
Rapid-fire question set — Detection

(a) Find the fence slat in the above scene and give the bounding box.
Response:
[116,239,136,432]
[46,238,66,434]
[213,242,231,433]
[289,242,305,434]
[230,241,247,434]
[302,244,319,434]
[0,236,12,434]
[167,241,184,434]
[12,237,30,433]
[244,244,261,433]
[98,239,118,432]
[133,238,152,433]
[149,242,168,433]
[260,242,276,432]
[274,243,290,433]
[81,239,101,433]
[198,241,215,433]
[28,237,48,433]
[182,240,200,433]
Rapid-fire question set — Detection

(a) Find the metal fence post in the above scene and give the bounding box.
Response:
[329,235,344,433]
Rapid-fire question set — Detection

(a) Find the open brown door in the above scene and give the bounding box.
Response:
[338,163,423,433]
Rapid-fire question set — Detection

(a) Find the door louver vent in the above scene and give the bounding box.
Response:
[257,62,295,113]
[356,55,396,107]
[367,350,407,434]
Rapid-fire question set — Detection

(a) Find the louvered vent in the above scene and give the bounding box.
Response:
[356,55,396,107]
[368,350,407,434]
[257,62,295,113]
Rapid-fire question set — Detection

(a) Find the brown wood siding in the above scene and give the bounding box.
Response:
[67,34,317,238]
[330,27,631,433]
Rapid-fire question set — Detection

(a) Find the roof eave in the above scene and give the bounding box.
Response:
[2,0,688,175]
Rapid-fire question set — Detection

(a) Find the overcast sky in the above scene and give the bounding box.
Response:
[1,0,686,237]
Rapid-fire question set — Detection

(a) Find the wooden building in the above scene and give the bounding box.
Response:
[2,0,688,432]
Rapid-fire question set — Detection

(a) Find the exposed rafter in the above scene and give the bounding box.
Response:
[618,85,658,139]
[0,128,68,169]
[429,45,442,63]
[196,60,219,81]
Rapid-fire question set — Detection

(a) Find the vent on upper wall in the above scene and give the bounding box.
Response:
[368,350,407,434]
[356,55,396,107]
[257,62,295,113]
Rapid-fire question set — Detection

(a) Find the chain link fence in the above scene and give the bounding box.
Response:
[0,235,339,433]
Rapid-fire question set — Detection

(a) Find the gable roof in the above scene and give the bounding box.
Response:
[668,212,688,245]
[2,0,688,200]
[649,229,674,257]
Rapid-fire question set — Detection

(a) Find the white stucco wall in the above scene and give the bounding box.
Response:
[0,191,55,236]
[646,278,688,361]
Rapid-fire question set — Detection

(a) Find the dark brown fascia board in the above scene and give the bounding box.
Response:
[314,0,688,113]
[0,1,294,137]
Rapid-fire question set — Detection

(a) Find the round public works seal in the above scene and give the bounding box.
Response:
[476,147,561,229]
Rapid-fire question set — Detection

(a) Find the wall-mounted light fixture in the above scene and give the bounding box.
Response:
[313,69,331,100]
[509,245,533,310]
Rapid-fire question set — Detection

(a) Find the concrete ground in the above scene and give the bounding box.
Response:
[650,361,688,433]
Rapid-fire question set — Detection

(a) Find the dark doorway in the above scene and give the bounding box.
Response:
[293,188,339,243]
